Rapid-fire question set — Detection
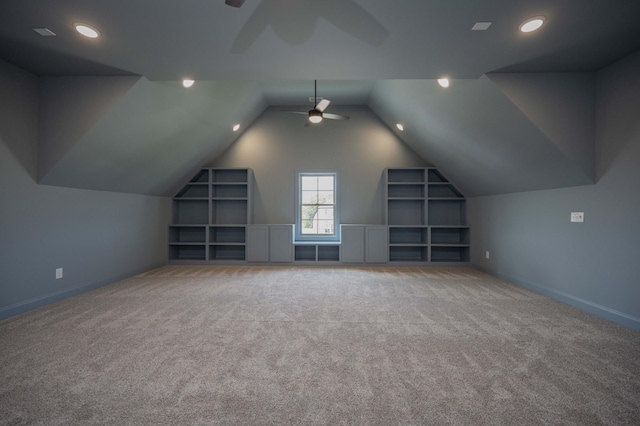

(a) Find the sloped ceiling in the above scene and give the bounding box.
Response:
[369,76,596,196]
[38,78,267,195]
[1,0,640,196]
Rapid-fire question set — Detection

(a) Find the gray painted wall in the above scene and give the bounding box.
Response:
[468,50,640,330]
[38,76,141,179]
[486,73,595,183]
[210,106,428,225]
[0,60,170,319]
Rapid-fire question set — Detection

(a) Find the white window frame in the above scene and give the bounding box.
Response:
[295,170,340,242]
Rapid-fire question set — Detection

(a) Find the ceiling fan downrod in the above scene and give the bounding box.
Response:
[309,80,323,123]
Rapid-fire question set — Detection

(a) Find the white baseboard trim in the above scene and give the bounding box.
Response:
[473,264,640,332]
[0,262,167,321]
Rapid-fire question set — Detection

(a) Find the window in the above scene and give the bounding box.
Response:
[296,171,339,241]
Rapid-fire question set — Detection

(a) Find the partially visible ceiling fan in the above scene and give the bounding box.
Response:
[225,0,246,7]
[281,80,350,126]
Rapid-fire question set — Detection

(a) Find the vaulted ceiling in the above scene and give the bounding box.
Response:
[1,0,639,196]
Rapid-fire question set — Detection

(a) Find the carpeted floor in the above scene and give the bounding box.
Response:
[1,266,639,425]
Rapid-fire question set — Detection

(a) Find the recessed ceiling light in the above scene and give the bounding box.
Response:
[182,79,195,88]
[73,22,100,38]
[472,22,492,31]
[396,123,404,131]
[233,124,240,132]
[519,16,546,33]
[437,78,450,88]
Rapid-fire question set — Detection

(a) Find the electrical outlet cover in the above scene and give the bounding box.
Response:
[571,212,584,222]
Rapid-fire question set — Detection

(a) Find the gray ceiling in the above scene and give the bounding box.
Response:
[1,0,639,196]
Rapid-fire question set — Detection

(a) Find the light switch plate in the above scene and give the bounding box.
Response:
[571,212,584,223]
[55,268,63,279]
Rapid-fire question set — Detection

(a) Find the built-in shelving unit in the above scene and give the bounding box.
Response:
[168,168,253,263]
[384,167,469,264]
[168,166,467,265]
[294,243,340,263]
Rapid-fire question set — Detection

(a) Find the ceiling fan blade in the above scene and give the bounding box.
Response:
[280,110,308,115]
[323,113,350,120]
[225,0,246,7]
[316,99,331,112]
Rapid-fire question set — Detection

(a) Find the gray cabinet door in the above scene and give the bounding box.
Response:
[366,226,388,263]
[246,226,269,262]
[270,225,293,262]
[341,226,365,263]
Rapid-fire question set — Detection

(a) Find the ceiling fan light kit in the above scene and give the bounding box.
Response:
[308,110,323,124]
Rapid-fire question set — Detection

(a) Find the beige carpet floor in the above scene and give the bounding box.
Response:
[1,266,639,425]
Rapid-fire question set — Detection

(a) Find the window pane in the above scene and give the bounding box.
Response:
[301,205,318,229]
[301,223,316,234]
[302,190,318,204]
[317,191,334,204]
[316,220,334,234]
[317,176,334,190]
[301,176,317,190]
[317,206,333,218]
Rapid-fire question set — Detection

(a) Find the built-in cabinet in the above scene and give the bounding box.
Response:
[169,167,469,265]
[246,226,269,262]
[168,168,253,263]
[341,226,365,263]
[246,225,294,262]
[271,225,294,262]
[341,225,388,263]
[385,167,469,264]
[366,226,389,263]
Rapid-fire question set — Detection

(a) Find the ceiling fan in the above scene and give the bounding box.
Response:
[282,81,350,126]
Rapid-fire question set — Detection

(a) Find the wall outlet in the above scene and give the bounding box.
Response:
[571,212,584,223]
[485,251,490,259]
[55,268,63,279]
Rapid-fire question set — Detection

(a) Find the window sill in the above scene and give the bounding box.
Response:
[294,240,341,245]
